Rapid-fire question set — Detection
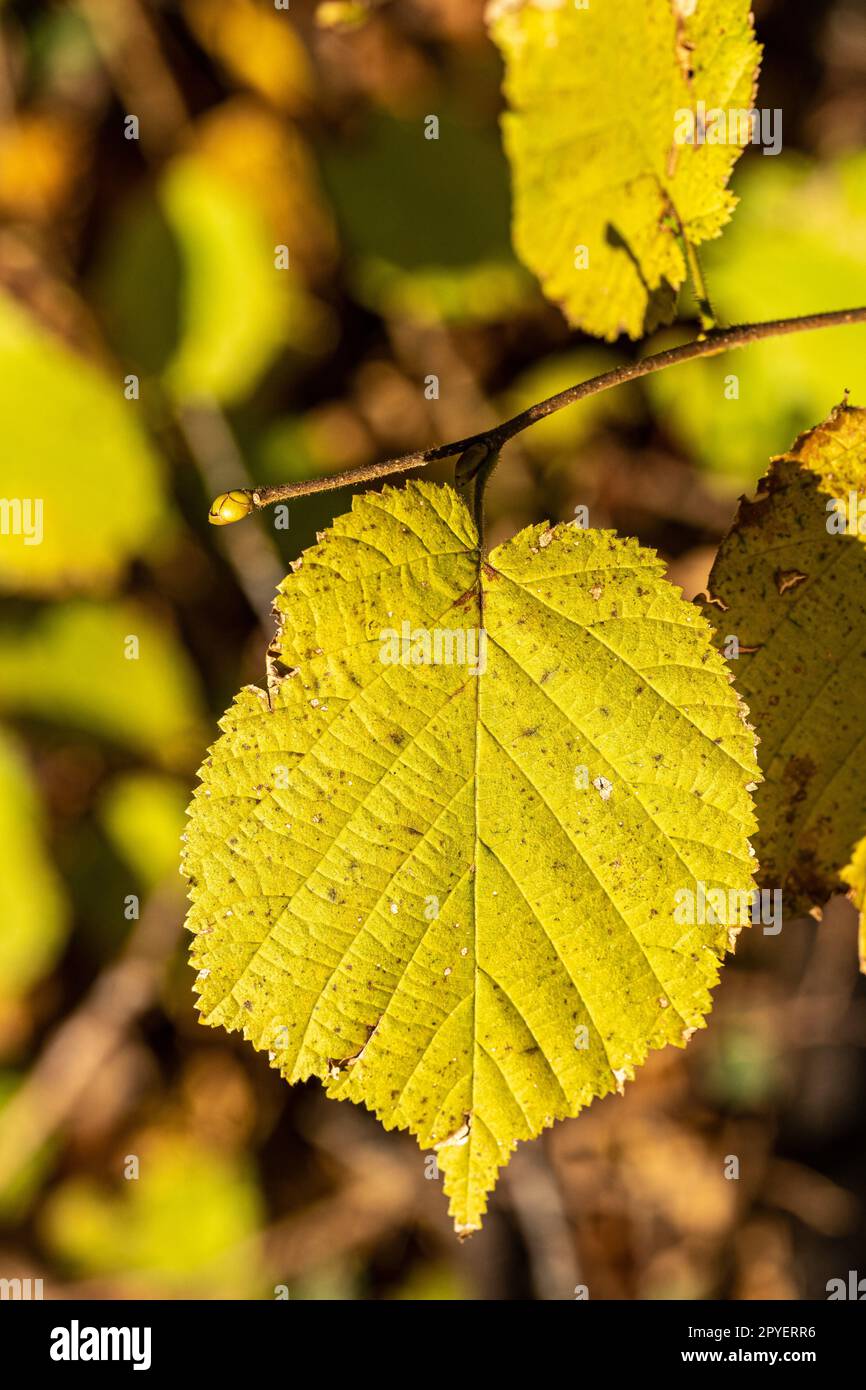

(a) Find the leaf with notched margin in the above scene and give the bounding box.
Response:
[184,481,758,1232]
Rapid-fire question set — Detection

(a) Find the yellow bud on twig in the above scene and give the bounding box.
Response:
[209,490,254,526]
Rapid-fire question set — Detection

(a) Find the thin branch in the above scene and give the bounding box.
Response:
[210,305,866,519]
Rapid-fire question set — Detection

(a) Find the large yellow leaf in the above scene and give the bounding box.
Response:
[704,404,866,913]
[488,0,761,340]
[184,482,758,1232]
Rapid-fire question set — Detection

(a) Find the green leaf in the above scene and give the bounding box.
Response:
[489,0,761,340]
[704,404,866,913]
[99,772,189,889]
[0,290,169,595]
[318,109,531,325]
[41,1133,262,1295]
[160,154,329,405]
[0,601,205,767]
[183,482,758,1233]
[0,728,68,1023]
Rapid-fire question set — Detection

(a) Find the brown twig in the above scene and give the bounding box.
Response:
[211,306,866,518]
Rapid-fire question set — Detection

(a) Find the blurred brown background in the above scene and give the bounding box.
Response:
[0,0,865,1299]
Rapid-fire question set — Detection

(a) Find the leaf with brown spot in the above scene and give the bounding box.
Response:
[704,403,866,913]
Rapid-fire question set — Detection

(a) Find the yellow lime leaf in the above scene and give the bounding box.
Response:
[160,155,329,405]
[0,729,67,1022]
[0,291,168,595]
[705,404,866,912]
[183,481,758,1232]
[41,1133,261,1295]
[99,773,189,889]
[0,601,205,767]
[488,0,761,340]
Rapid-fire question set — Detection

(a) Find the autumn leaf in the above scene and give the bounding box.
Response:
[704,404,866,914]
[183,482,759,1232]
[488,0,761,340]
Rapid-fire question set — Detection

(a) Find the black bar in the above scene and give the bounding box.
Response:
[1,1297,861,1376]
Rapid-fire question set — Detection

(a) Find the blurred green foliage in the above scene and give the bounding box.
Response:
[160,154,328,404]
[0,601,205,765]
[0,729,67,1024]
[41,1134,262,1296]
[319,108,532,322]
[98,772,189,889]
[0,291,169,594]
